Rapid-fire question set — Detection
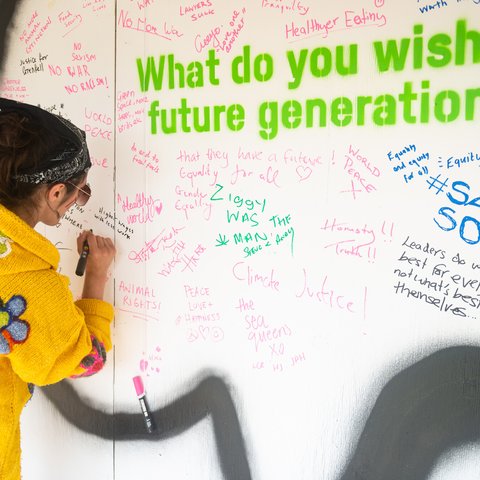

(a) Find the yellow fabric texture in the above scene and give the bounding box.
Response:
[0,204,114,480]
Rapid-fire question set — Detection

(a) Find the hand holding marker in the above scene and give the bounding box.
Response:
[75,229,92,276]
[133,375,156,433]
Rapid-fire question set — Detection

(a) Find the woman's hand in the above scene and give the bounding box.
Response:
[77,230,116,300]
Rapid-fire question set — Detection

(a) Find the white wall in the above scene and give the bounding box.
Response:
[2,1,480,479]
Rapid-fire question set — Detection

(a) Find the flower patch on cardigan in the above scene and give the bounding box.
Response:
[0,232,12,258]
[71,335,107,378]
[0,295,30,354]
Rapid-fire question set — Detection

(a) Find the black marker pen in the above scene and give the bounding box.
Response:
[133,375,156,433]
[75,231,91,276]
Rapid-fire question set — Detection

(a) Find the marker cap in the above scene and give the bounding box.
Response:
[132,375,145,397]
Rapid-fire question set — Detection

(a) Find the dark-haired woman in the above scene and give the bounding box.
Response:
[0,98,116,479]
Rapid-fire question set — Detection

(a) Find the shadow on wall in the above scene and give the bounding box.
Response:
[43,374,253,480]
[0,0,18,75]
[42,346,480,480]
[338,345,480,480]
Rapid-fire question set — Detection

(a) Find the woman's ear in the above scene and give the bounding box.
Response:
[46,183,67,205]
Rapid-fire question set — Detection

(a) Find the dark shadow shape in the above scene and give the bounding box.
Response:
[339,345,480,480]
[0,0,20,76]
[42,374,252,480]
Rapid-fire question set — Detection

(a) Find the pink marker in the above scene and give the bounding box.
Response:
[133,375,156,433]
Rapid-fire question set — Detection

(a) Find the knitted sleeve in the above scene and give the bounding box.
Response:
[4,271,114,386]
[69,298,114,378]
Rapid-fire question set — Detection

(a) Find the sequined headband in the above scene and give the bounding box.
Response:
[0,97,91,184]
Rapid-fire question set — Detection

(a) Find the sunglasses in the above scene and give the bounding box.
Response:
[67,181,91,206]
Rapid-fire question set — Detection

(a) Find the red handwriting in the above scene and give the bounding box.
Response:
[0,78,29,100]
[136,0,155,10]
[19,11,52,54]
[118,9,182,41]
[58,10,83,37]
[82,0,107,12]
[180,0,214,21]
[263,0,310,16]
[194,8,246,54]
[195,26,221,53]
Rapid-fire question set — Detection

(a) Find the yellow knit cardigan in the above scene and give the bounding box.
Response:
[0,204,114,480]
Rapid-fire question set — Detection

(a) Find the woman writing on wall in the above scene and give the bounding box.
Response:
[0,97,116,480]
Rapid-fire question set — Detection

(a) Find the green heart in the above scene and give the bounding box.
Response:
[0,242,7,255]
[0,311,10,329]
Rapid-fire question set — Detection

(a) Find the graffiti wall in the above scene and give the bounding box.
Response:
[1,0,480,478]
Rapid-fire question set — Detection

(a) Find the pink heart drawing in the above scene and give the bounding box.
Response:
[139,359,148,372]
[199,325,210,340]
[296,166,312,181]
[154,202,163,215]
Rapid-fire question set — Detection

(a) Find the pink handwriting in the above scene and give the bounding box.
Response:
[285,7,386,42]
[91,156,109,169]
[64,76,109,95]
[295,268,367,319]
[117,192,163,224]
[128,226,185,264]
[139,345,162,376]
[324,239,377,262]
[117,91,147,132]
[187,325,224,343]
[179,163,219,187]
[344,8,387,29]
[232,261,280,292]
[230,164,281,188]
[175,185,212,221]
[84,107,113,141]
[321,217,376,240]
[342,147,377,198]
[118,281,161,313]
[131,142,160,173]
